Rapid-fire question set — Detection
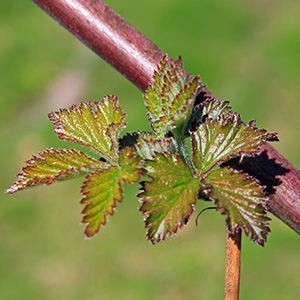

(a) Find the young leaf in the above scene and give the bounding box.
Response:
[6,148,105,194]
[139,152,200,244]
[81,147,140,237]
[155,76,201,137]
[201,98,233,120]
[81,167,122,237]
[144,57,185,120]
[48,96,127,162]
[118,147,141,184]
[192,113,274,174]
[185,98,234,134]
[202,167,270,245]
[135,133,175,160]
[144,56,202,137]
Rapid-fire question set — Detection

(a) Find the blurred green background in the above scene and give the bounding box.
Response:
[1,0,300,299]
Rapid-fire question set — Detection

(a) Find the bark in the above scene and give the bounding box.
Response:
[32,0,300,235]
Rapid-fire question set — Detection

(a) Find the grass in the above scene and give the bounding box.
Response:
[1,0,300,299]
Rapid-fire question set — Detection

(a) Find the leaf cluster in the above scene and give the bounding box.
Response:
[7,97,140,237]
[6,57,277,246]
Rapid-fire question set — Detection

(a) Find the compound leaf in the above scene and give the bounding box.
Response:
[6,148,104,194]
[192,113,274,174]
[203,167,270,245]
[139,152,200,244]
[48,96,127,162]
[81,147,140,237]
[144,56,202,137]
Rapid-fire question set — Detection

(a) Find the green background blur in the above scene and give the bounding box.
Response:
[1,0,300,299]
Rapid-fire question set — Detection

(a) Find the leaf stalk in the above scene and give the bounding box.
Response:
[224,227,241,300]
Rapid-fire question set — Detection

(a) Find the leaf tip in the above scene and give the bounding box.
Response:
[5,185,17,194]
[263,132,279,142]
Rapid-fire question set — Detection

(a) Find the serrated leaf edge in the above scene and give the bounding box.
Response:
[80,167,122,238]
[80,147,141,238]
[192,113,276,176]
[48,97,127,161]
[135,137,175,160]
[203,167,270,246]
[138,151,200,244]
[6,148,105,194]
[148,77,202,137]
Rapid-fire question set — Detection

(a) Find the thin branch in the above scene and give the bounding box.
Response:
[224,228,241,300]
[31,0,300,235]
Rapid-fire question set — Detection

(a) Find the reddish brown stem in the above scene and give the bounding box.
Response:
[32,0,300,235]
[32,0,163,92]
[224,228,241,300]
[31,0,214,97]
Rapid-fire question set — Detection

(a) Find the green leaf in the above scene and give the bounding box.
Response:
[135,133,175,160]
[202,167,270,245]
[81,147,140,237]
[192,113,273,174]
[81,167,121,237]
[144,56,202,137]
[6,148,104,194]
[139,152,200,244]
[48,96,127,162]
[201,98,233,120]
[118,147,141,183]
[144,57,186,120]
